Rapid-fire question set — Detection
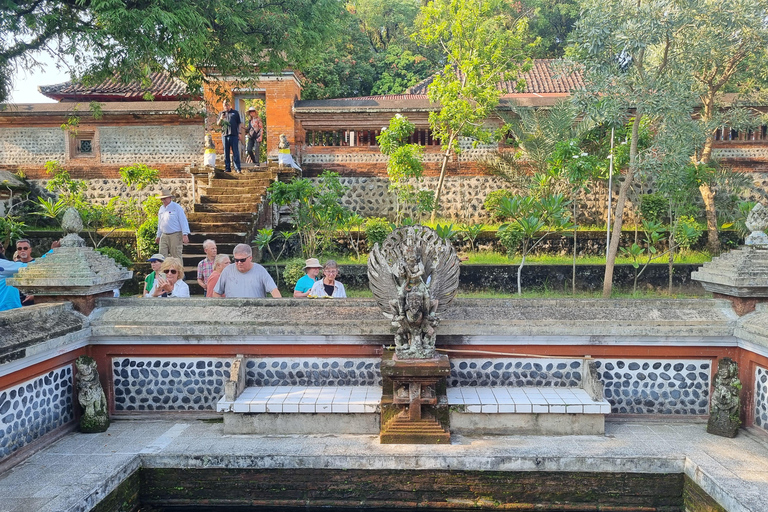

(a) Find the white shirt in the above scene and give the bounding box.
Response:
[148,279,190,298]
[309,279,346,298]
[156,201,191,237]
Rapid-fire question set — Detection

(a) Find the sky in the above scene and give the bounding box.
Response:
[8,59,73,104]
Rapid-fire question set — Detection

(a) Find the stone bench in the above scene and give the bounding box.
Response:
[216,385,381,414]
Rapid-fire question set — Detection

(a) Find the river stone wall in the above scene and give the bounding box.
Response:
[28,178,194,210]
[0,128,66,165]
[756,366,768,433]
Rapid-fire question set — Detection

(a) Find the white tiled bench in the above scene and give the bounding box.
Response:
[217,385,382,414]
[447,386,611,414]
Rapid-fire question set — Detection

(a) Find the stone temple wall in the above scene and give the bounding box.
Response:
[28,178,195,211]
[0,366,74,460]
[0,128,66,165]
[99,126,202,165]
[328,176,623,224]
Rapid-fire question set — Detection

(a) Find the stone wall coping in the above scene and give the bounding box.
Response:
[0,101,204,117]
[87,297,738,340]
[0,302,88,364]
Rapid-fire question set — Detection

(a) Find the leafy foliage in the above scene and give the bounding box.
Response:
[0,0,345,104]
[639,193,669,224]
[364,217,392,249]
[497,224,524,256]
[119,164,160,190]
[282,259,307,289]
[483,190,515,220]
[460,223,485,252]
[96,246,132,268]
[0,215,26,249]
[268,171,351,257]
[136,218,159,259]
[672,216,703,251]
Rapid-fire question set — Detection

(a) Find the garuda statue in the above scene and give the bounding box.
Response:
[368,226,460,359]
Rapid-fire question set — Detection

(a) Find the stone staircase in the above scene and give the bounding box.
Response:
[184,166,277,294]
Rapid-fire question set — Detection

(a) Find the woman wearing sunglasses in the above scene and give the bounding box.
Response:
[148,257,190,298]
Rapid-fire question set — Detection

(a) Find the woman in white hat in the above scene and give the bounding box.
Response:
[293,258,322,298]
[308,260,346,298]
[245,106,263,165]
[143,253,165,297]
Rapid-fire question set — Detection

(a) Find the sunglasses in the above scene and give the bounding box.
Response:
[233,257,249,263]
[16,246,30,251]
[167,269,178,275]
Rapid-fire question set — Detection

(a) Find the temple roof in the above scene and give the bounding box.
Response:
[38,72,190,102]
[405,59,584,95]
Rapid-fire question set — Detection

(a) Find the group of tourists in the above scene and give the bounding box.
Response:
[144,238,346,300]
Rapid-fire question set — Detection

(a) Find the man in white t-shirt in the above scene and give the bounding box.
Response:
[212,244,281,298]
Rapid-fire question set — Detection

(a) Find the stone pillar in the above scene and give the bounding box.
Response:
[7,208,132,315]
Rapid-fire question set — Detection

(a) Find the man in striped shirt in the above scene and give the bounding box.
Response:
[196,239,217,291]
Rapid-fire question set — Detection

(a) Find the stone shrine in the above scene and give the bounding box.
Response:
[7,207,132,315]
[368,226,460,443]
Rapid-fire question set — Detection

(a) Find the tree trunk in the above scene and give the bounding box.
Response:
[603,113,641,298]
[699,181,720,255]
[572,201,577,295]
[430,145,453,224]
[668,231,674,295]
[517,250,526,296]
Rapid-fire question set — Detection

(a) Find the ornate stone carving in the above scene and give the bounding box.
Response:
[707,357,741,438]
[745,203,768,247]
[59,207,85,247]
[368,226,460,359]
[75,356,109,433]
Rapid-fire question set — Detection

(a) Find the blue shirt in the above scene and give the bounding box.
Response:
[0,259,25,312]
[294,274,318,293]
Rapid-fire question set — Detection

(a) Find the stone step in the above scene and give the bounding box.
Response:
[194,203,260,214]
[208,172,273,183]
[201,180,271,191]
[200,193,264,205]
[188,222,251,233]
[187,212,253,223]
[188,233,247,244]
[380,415,451,444]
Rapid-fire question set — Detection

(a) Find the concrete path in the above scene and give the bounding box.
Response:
[1,419,767,512]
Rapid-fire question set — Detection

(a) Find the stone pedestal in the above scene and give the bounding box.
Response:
[379,350,451,444]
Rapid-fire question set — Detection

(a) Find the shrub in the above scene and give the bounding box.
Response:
[283,259,306,288]
[136,218,158,259]
[673,216,702,250]
[497,225,524,256]
[640,193,668,224]
[483,189,514,220]
[96,247,132,268]
[365,217,391,249]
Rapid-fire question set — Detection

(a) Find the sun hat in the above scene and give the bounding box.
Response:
[158,189,173,199]
[148,253,165,262]
[304,258,322,270]
[247,106,257,112]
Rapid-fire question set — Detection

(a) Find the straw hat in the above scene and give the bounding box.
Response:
[304,258,322,270]
[158,189,173,199]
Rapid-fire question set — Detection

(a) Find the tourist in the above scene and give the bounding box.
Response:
[212,244,281,298]
[14,239,34,305]
[155,189,190,265]
[148,257,190,298]
[206,254,231,297]
[197,239,217,291]
[245,106,263,165]
[0,257,25,311]
[294,258,322,298]
[309,260,346,298]
[217,98,243,173]
[143,253,165,297]
[0,241,5,260]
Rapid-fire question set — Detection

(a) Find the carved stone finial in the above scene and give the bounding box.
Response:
[368,226,460,359]
[75,356,109,433]
[59,207,85,248]
[707,357,741,438]
[745,203,768,247]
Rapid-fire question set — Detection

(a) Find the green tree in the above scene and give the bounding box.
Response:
[677,0,768,254]
[414,0,534,222]
[495,194,573,295]
[0,0,344,103]
[569,0,699,297]
[522,0,579,58]
[378,114,432,224]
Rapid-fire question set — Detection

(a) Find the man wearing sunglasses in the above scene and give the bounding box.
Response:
[212,244,281,298]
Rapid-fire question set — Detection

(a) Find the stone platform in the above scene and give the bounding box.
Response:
[2,419,768,512]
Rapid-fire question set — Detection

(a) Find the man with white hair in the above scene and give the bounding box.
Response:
[196,239,217,290]
[212,244,281,298]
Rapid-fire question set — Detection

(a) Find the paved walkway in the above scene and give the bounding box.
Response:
[1,419,767,512]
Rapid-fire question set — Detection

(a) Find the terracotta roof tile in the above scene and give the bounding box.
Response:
[38,72,190,101]
[405,59,584,95]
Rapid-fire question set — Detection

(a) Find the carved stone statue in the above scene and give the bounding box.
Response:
[203,133,216,168]
[745,203,768,247]
[707,357,741,438]
[75,356,110,433]
[368,226,460,359]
